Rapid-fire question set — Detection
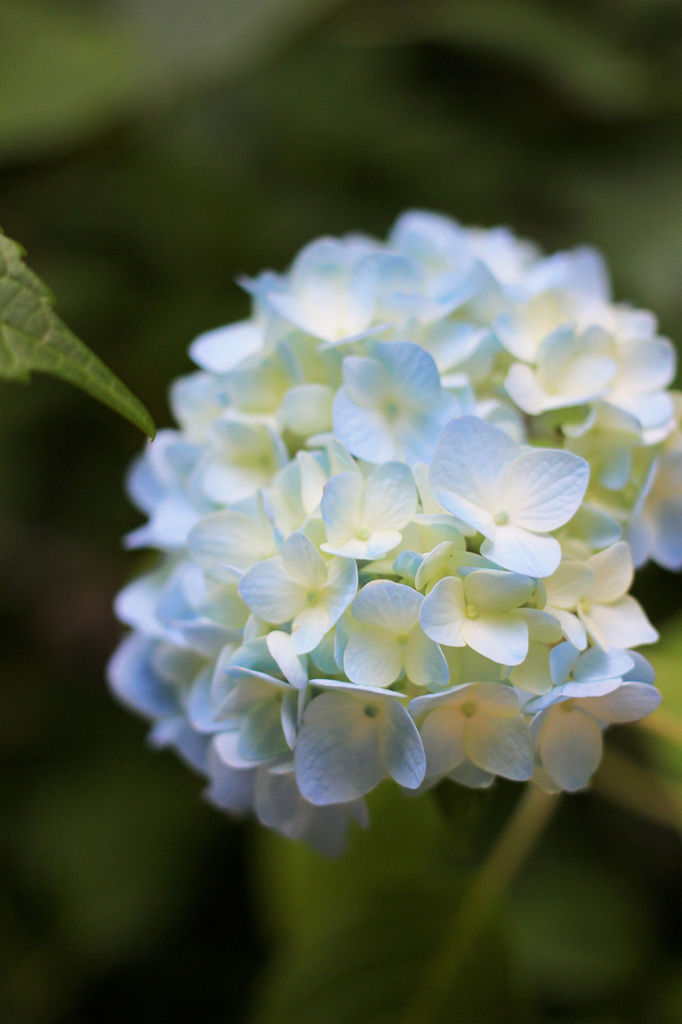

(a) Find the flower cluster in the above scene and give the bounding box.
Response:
[109,211,678,854]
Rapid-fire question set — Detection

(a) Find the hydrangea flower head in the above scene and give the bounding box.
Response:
[109,211,678,854]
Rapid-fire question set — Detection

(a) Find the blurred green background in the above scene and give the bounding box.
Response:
[3,1,682,1021]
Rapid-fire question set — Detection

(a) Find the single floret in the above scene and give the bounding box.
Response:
[430,416,590,577]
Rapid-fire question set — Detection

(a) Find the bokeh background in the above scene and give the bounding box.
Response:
[3,1,682,1021]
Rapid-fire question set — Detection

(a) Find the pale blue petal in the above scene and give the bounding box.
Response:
[332,388,395,463]
[549,641,581,686]
[294,692,385,803]
[419,707,465,774]
[573,646,633,683]
[341,355,389,406]
[623,651,656,685]
[536,706,603,791]
[380,699,427,788]
[107,634,181,718]
[464,715,533,781]
[376,341,442,408]
[403,627,450,688]
[204,742,255,813]
[239,698,290,762]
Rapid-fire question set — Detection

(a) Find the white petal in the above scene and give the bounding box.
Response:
[463,569,533,611]
[320,472,363,547]
[188,509,276,574]
[343,627,402,687]
[585,542,633,604]
[463,613,529,666]
[282,531,328,588]
[536,706,603,791]
[504,362,548,415]
[464,715,533,780]
[351,579,423,633]
[238,558,307,623]
[430,415,517,511]
[279,384,333,436]
[614,338,675,395]
[362,462,418,530]
[465,680,521,716]
[266,630,308,688]
[585,596,658,649]
[321,557,358,625]
[294,692,385,804]
[550,608,587,650]
[482,523,561,577]
[545,560,594,609]
[419,576,467,646]
[501,449,589,532]
[509,642,552,695]
[419,707,466,774]
[516,608,563,643]
[291,604,330,654]
[190,320,262,372]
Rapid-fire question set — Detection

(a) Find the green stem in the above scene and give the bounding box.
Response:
[399,784,559,1024]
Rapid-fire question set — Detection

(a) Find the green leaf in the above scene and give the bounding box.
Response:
[0,230,155,438]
